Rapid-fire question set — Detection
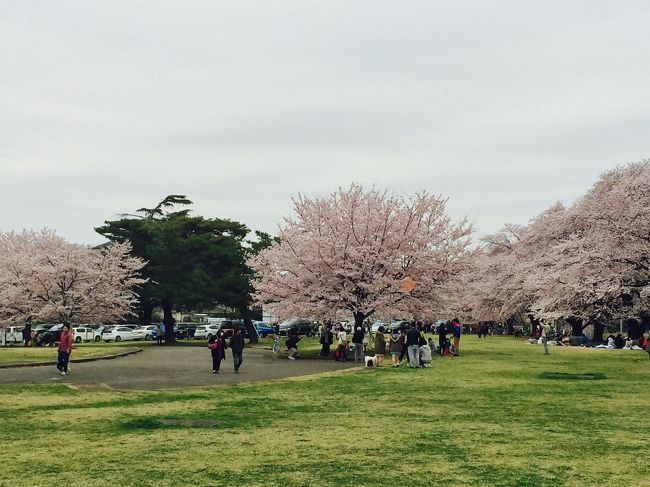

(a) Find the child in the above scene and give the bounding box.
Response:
[442,337,451,356]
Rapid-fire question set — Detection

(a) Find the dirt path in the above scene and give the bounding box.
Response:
[0,346,359,390]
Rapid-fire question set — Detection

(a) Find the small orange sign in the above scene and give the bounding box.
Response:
[399,277,417,293]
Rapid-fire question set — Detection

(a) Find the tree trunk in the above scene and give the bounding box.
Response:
[353,312,366,330]
[592,320,605,343]
[240,307,258,344]
[566,316,583,337]
[140,298,154,326]
[161,298,175,343]
[506,318,514,336]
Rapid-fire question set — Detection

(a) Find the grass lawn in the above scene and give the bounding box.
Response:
[0,345,140,365]
[1,337,649,486]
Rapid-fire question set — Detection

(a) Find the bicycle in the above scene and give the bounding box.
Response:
[271,334,282,354]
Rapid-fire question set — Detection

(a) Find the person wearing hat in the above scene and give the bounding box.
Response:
[352,326,365,363]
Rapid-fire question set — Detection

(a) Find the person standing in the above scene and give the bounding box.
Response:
[541,321,551,355]
[320,324,333,357]
[451,318,462,357]
[437,322,447,356]
[374,326,386,367]
[57,324,73,375]
[335,326,348,361]
[229,328,245,373]
[208,332,227,373]
[389,328,403,367]
[22,324,31,347]
[406,323,421,368]
[156,324,163,345]
[352,327,365,363]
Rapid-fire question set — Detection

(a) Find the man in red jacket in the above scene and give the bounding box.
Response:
[57,324,73,375]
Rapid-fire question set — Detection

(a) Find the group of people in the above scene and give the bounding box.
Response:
[316,318,463,367]
[371,318,462,368]
[207,328,245,374]
[594,334,645,351]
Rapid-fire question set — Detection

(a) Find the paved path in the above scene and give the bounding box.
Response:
[0,346,359,390]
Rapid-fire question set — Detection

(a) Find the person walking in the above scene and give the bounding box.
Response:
[57,324,73,375]
[406,323,421,368]
[451,318,462,356]
[389,328,403,367]
[229,328,245,373]
[208,332,227,373]
[374,326,386,367]
[352,326,365,363]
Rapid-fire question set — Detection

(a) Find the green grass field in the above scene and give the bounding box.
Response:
[0,345,140,365]
[1,337,649,487]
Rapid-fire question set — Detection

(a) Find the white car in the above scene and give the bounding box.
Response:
[2,326,24,344]
[193,324,221,339]
[102,326,134,342]
[131,325,157,341]
[72,325,100,343]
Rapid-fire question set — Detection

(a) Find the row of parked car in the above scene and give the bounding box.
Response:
[2,321,280,345]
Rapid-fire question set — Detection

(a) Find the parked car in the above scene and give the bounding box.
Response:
[175,323,198,339]
[193,324,221,340]
[219,320,249,339]
[102,326,134,342]
[370,321,389,333]
[72,325,98,343]
[278,319,313,336]
[131,325,157,341]
[287,323,316,337]
[32,324,59,346]
[119,324,141,330]
[2,326,25,344]
[254,321,274,338]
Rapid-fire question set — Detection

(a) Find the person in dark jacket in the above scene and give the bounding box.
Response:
[208,332,227,374]
[320,325,333,357]
[437,322,447,356]
[229,328,245,373]
[286,332,302,360]
[405,323,421,368]
[614,334,625,349]
[352,326,365,363]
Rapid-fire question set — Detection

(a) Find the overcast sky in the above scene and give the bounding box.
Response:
[2,1,649,245]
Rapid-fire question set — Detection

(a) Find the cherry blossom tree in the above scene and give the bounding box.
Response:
[249,184,474,328]
[0,229,146,326]
[467,159,650,339]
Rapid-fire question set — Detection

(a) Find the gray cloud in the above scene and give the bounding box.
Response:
[1,1,649,244]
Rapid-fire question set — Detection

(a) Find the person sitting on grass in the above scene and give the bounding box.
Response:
[286,331,302,360]
[427,337,436,354]
[579,334,590,347]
